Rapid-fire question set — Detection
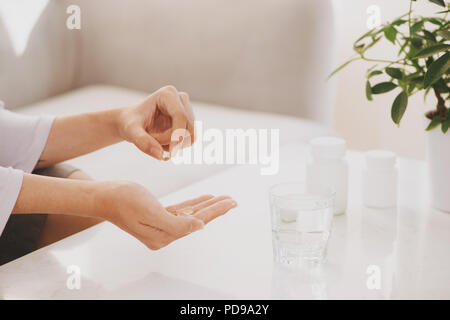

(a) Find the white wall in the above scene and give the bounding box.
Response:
[332,0,442,159]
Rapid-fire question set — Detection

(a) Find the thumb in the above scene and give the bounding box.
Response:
[186,217,205,233]
[128,125,163,160]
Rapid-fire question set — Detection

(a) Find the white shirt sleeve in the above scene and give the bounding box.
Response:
[0,166,24,235]
[0,100,55,235]
[0,101,55,172]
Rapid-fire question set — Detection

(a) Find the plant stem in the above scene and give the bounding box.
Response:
[434,87,447,116]
[360,56,412,67]
[408,0,413,36]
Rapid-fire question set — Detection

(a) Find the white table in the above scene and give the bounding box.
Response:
[1,143,449,299]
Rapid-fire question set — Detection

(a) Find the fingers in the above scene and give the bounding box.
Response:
[147,196,236,249]
[194,198,237,224]
[179,92,195,145]
[153,209,205,237]
[165,195,231,216]
[154,86,188,154]
[165,194,214,212]
[133,205,204,250]
[138,195,238,251]
[159,194,237,234]
[192,195,232,212]
[128,125,164,160]
[169,215,205,236]
[165,195,235,220]
[153,86,198,157]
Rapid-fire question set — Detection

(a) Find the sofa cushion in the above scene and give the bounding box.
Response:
[16,85,333,197]
[75,0,336,124]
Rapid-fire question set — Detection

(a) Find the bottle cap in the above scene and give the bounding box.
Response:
[365,150,396,170]
[309,136,346,159]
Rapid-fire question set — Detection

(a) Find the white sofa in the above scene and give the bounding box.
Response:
[1,0,336,198]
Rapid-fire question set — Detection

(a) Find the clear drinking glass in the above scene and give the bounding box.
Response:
[269,182,335,266]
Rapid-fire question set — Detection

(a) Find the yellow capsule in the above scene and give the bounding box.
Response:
[162,151,171,161]
[167,207,195,216]
[177,207,195,216]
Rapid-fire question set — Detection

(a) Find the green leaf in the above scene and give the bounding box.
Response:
[404,71,423,80]
[441,119,450,133]
[328,57,360,79]
[428,0,446,7]
[410,37,423,48]
[384,25,398,44]
[368,70,383,78]
[366,81,373,101]
[354,43,365,53]
[434,78,450,93]
[411,33,434,42]
[407,83,416,94]
[426,116,444,130]
[437,30,450,41]
[385,67,403,79]
[392,19,407,26]
[391,91,408,125]
[411,21,424,34]
[371,82,397,94]
[363,36,382,52]
[426,17,444,26]
[409,75,425,90]
[353,28,383,50]
[423,30,437,43]
[408,38,424,58]
[424,52,450,88]
[414,44,450,59]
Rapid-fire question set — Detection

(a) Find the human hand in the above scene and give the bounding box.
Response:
[99,182,237,250]
[165,194,238,225]
[117,85,195,160]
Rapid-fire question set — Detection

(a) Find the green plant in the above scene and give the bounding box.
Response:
[330,0,450,132]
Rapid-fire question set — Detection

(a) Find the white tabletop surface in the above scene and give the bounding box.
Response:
[0,143,449,299]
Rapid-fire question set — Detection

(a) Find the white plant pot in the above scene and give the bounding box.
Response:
[426,128,450,212]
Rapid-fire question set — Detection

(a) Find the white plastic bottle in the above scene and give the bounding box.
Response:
[306,137,348,215]
[362,150,397,208]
